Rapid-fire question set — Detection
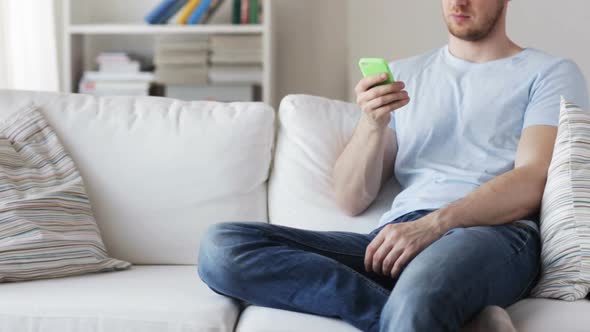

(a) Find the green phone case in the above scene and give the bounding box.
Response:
[359,58,395,85]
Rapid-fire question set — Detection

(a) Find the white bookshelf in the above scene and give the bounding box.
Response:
[62,0,276,106]
[68,24,265,35]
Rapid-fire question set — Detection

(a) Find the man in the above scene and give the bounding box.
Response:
[198,0,589,331]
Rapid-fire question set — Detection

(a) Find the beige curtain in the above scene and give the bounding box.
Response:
[0,0,59,91]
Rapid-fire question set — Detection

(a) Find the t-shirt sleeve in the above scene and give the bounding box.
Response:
[388,110,397,132]
[523,59,590,130]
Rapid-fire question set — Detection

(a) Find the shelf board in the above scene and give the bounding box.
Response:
[68,24,264,35]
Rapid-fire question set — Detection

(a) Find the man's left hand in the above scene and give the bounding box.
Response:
[364,216,447,278]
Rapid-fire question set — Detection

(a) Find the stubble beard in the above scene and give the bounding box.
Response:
[446,2,505,42]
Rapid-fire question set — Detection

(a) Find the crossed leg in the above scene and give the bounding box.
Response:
[198,221,539,332]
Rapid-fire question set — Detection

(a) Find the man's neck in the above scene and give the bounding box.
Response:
[447,21,523,64]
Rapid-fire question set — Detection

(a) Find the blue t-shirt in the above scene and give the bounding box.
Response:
[379,45,590,227]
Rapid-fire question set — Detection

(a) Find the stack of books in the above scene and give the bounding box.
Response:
[154,36,209,85]
[145,0,228,25]
[79,53,154,96]
[158,35,258,101]
[208,35,263,84]
[232,0,262,24]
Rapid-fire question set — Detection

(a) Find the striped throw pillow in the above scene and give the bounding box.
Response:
[0,106,130,282]
[531,97,590,301]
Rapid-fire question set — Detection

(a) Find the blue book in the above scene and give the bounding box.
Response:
[145,0,187,24]
[157,0,189,24]
[187,0,213,24]
[145,0,178,24]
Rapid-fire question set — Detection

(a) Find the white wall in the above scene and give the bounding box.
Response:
[54,0,64,91]
[346,0,590,101]
[273,0,349,102]
[508,0,590,89]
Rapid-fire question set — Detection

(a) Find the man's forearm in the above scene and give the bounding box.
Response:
[427,165,548,233]
[332,115,388,216]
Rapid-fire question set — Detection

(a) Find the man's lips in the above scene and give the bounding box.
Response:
[451,13,471,22]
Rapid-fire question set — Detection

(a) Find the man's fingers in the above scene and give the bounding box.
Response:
[366,91,409,111]
[364,234,384,273]
[390,251,413,279]
[357,81,406,104]
[374,98,410,118]
[381,246,404,275]
[371,241,394,274]
[355,74,390,94]
[368,81,406,98]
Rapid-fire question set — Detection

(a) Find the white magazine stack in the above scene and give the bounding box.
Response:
[78,53,154,96]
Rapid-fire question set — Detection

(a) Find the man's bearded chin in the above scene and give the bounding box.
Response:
[446,3,505,42]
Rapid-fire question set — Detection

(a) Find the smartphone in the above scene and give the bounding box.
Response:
[358,58,395,86]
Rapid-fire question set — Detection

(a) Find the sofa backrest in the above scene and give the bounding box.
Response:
[269,95,401,234]
[0,90,275,265]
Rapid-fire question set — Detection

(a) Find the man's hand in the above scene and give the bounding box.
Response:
[355,74,410,129]
[364,216,446,278]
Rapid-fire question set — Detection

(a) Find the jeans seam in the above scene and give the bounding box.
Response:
[266,233,369,258]
[259,230,391,297]
[335,259,392,297]
[370,311,382,332]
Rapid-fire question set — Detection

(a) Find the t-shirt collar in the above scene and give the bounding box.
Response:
[443,44,530,69]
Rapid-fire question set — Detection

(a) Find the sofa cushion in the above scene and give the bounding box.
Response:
[531,97,590,300]
[507,298,590,332]
[0,105,129,282]
[233,300,590,332]
[235,305,361,332]
[269,94,401,234]
[0,90,275,264]
[0,265,240,332]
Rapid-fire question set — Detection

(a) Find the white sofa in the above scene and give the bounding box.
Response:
[0,90,588,332]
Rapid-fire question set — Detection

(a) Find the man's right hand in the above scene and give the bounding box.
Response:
[355,74,410,129]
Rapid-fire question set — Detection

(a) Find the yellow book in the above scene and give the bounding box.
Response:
[178,0,201,24]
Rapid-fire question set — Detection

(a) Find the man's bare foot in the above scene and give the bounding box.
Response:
[462,306,517,332]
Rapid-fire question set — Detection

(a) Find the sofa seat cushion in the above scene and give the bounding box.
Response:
[235,299,590,332]
[507,298,590,332]
[235,305,361,332]
[0,265,239,332]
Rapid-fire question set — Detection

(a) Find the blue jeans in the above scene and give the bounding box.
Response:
[198,210,540,332]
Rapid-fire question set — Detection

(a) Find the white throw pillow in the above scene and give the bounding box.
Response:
[0,106,130,282]
[268,94,401,234]
[531,97,590,301]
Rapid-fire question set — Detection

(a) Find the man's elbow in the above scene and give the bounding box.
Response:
[336,200,364,217]
[530,165,549,196]
[523,166,550,212]
[331,170,377,217]
[334,192,371,217]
